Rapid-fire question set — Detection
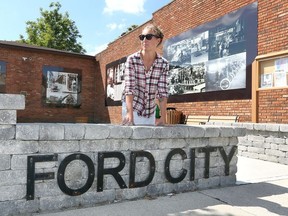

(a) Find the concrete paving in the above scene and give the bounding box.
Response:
[34,156,288,216]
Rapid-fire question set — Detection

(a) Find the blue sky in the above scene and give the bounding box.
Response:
[0,0,172,55]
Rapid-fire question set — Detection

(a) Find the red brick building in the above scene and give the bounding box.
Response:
[1,0,287,124]
[97,0,288,124]
[0,41,108,123]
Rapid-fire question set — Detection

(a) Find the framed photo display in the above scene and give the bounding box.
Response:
[42,66,82,108]
[163,2,258,102]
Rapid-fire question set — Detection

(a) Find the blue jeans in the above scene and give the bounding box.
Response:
[122,102,155,125]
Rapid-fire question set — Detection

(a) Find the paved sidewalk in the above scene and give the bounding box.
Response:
[34,157,288,216]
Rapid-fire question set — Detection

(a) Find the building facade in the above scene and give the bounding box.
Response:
[97,0,288,124]
[1,0,287,124]
[0,41,108,123]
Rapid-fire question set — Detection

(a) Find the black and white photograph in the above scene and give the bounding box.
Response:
[163,2,257,100]
[105,57,126,106]
[166,39,193,66]
[166,31,209,67]
[205,52,246,91]
[46,71,79,105]
[208,18,245,61]
[190,31,209,65]
[168,62,206,95]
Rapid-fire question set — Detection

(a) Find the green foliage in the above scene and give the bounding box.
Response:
[19,2,86,54]
[120,25,138,37]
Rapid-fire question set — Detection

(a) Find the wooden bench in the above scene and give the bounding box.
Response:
[209,115,239,123]
[185,115,210,125]
[185,115,239,125]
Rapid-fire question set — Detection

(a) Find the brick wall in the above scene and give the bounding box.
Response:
[0,45,109,123]
[1,0,287,124]
[96,0,288,124]
[258,0,288,54]
[258,88,288,124]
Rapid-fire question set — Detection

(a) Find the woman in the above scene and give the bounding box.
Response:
[122,24,169,126]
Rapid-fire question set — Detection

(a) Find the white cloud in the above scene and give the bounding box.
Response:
[107,23,126,31]
[103,0,146,14]
[86,43,108,56]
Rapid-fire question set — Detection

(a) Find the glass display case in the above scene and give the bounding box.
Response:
[251,50,288,122]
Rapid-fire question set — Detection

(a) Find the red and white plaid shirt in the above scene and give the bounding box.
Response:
[124,51,169,117]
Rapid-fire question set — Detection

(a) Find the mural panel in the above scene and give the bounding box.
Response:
[42,66,82,107]
[105,57,127,106]
[163,2,257,102]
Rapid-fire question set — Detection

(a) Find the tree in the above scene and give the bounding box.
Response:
[19,2,86,54]
[120,25,138,37]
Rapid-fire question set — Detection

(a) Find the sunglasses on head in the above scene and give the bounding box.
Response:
[139,34,159,41]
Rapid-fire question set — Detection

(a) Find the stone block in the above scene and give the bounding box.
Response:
[248,146,265,154]
[16,123,40,140]
[0,154,10,170]
[39,195,81,212]
[280,124,288,132]
[0,199,39,216]
[265,149,285,157]
[209,137,229,147]
[35,182,63,198]
[0,125,15,140]
[265,124,280,132]
[0,170,27,186]
[253,124,266,131]
[220,175,236,186]
[109,125,133,138]
[234,127,246,137]
[40,124,64,140]
[0,140,38,154]
[186,126,205,138]
[204,126,220,137]
[132,126,153,139]
[197,176,220,190]
[219,127,235,137]
[80,189,115,206]
[0,185,26,201]
[80,140,117,152]
[116,187,146,200]
[11,154,57,170]
[64,124,85,140]
[279,144,288,152]
[39,140,79,153]
[0,110,16,124]
[0,94,25,110]
[84,124,110,139]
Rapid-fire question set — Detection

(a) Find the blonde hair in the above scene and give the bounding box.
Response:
[143,24,164,46]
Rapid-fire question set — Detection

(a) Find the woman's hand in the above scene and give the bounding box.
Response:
[155,116,165,126]
[122,113,134,126]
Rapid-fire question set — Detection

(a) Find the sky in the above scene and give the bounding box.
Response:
[0,0,172,56]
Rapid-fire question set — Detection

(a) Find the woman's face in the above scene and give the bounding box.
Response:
[140,28,161,52]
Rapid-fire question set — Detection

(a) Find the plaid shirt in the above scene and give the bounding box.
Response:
[124,51,169,117]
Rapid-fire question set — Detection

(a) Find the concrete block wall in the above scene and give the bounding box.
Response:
[0,94,243,215]
[208,122,288,165]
